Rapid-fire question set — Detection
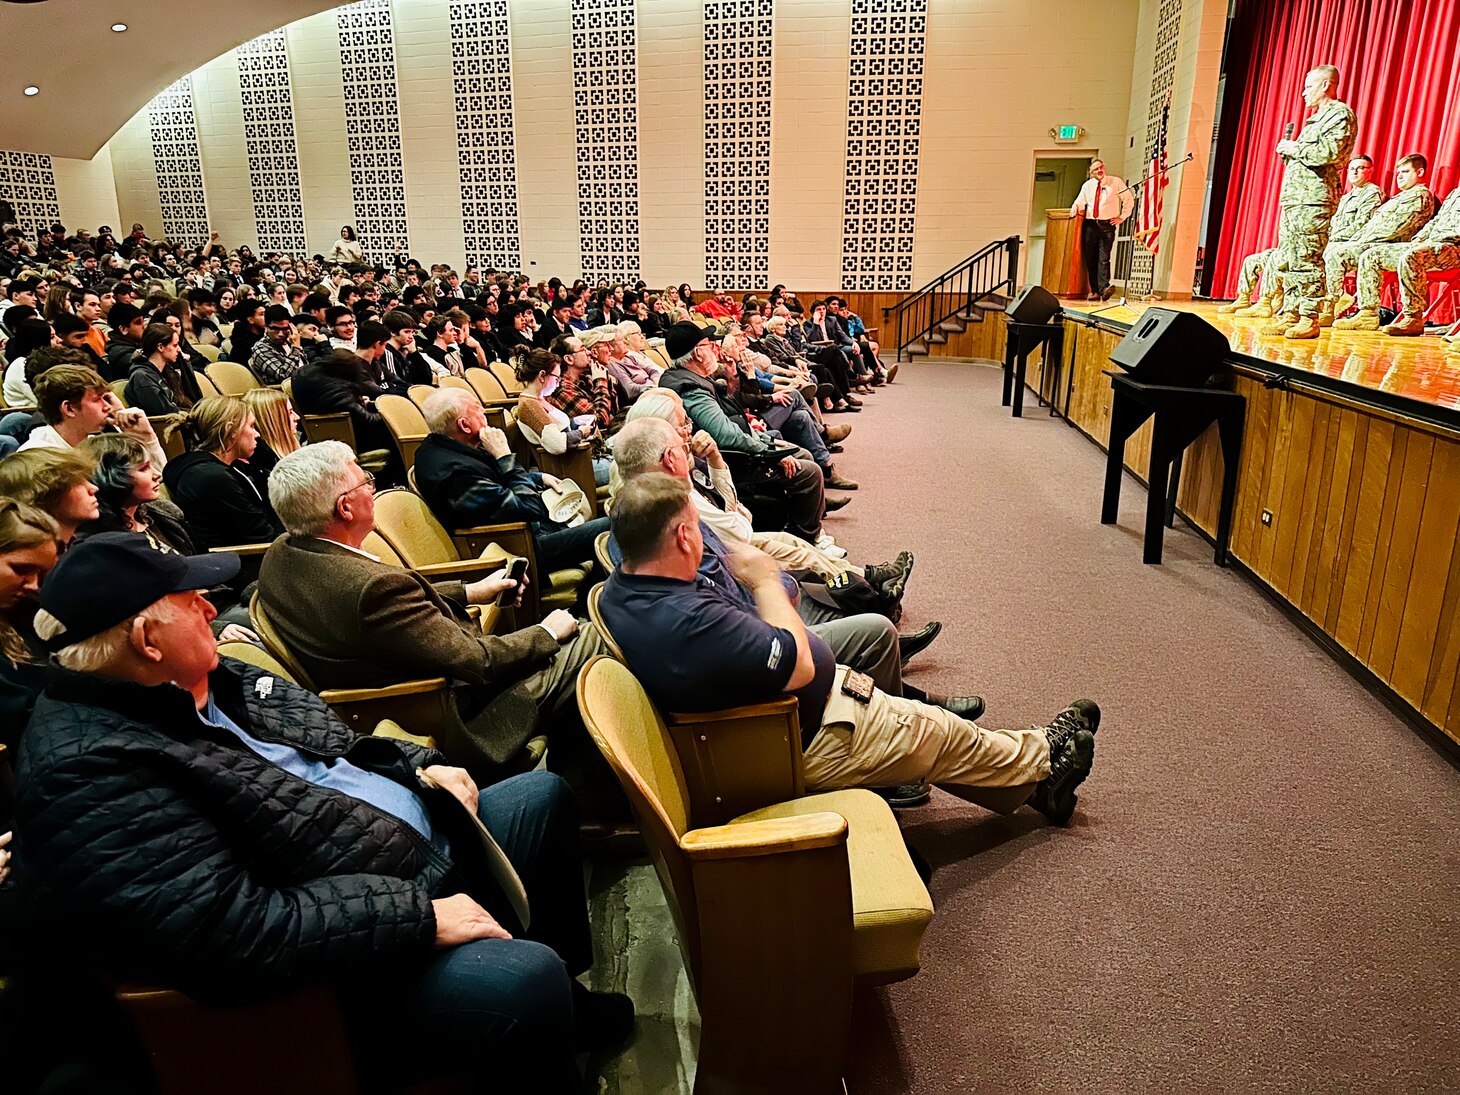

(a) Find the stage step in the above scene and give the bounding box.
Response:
[938,318,966,333]
[905,339,929,357]
[927,331,947,344]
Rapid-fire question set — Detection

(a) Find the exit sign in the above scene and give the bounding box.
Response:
[1057,125,1081,141]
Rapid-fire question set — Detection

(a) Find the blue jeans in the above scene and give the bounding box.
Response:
[761,391,831,467]
[348,771,591,1092]
[535,514,610,573]
[0,410,37,442]
[592,456,611,487]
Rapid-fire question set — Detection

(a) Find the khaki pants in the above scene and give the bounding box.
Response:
[522,622,607,710]
[803,667,1051,814]
[752,530,862,581]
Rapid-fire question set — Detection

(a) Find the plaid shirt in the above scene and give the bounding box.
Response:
[546,369,621,432]
[249,337,307,385]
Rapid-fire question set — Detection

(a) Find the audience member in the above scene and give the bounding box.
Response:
[0,498,59,741]
[19,364,167,470]
[242,387,302,457]
[15,534,632,1092]
[258,441,605,778]
[162,397,284,548]
[2,317,55,407]
[599,474,1101,826]
[514,347,611,487]
[249,304,307,384]
[0,447,99,546]
[416,388,609,573]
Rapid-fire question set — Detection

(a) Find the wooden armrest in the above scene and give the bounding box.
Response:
[666,699,806,827]
[413,559,505,581]
[682,812,847,861]
[301,411,350,422]
[209,542,271,556]
[321,678,450,703]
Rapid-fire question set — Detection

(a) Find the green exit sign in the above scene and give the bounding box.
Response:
[1057,125,1080,141]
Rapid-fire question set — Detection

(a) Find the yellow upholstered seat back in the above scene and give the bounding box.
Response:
[372,487,459,567]
[218,641,295,681]
[577,657,700,964]
[205,361,261,396]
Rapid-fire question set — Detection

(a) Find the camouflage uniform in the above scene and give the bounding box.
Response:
[1323,184,1435,300]
[1231,183,1377,308]
[1391,187,1460,314]
[1274,97,1356,320]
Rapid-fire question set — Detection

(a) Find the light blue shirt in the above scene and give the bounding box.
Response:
[202,693,435,843]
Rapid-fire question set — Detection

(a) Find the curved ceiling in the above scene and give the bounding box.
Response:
[0,0,342,159]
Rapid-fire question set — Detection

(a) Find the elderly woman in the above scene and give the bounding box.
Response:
[604,320,663,400]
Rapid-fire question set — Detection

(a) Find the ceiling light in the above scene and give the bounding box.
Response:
[111,22,127,32]
[23,86,39,96]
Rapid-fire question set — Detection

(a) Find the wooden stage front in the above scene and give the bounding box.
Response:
[1019,297,1460,751]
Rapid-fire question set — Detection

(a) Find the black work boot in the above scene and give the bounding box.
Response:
[1028,728,1096,826]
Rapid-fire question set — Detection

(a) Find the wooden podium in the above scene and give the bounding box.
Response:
[1042,209,1087,297]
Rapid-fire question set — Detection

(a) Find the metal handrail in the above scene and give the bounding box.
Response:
[883,236,1021,361]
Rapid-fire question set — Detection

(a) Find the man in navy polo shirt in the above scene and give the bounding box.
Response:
[597,474,1102,825]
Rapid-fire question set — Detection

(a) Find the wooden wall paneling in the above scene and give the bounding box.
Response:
[1270,394,1318,599]
[1353,426,1411,664]
[1255,389,1297,585]
[1230,377,1273,564]
[1301,407,1349,620]
[1423,518,1460,728]
[1286,401,1334,612]
[1395,438,1460,708]
[1333,419,1394,652]
[1367,432,1435,681]
[1320,415,1371,637]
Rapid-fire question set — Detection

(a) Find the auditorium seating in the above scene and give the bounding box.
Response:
[577,656,933,1094]
[376,393,428,469]
[204,361,260,396]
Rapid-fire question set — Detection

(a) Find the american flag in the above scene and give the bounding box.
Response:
[1135,88,1172,253]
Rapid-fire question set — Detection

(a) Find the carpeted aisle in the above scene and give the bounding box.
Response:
[824,360,1460,1093]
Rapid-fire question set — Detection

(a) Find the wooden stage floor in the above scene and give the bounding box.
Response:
[1058,297,1460,420]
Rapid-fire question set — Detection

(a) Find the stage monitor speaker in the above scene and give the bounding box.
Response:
[1005,284,1061,325]
[1109,307,1233,389]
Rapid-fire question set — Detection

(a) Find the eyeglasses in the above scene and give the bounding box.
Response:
[336,470,375,503]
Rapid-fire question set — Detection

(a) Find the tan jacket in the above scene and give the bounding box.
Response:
[257,535,561,772]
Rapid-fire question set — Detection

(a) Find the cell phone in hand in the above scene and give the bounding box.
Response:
[496,557,529,606]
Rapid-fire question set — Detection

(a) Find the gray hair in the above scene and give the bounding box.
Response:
[422,387,478,435]
[613,417,679,480]
[670,347,697,369]
[766,315,787,332]
[34,597,178,674]
[1310,64,1339,87]
[616,320,641,338]
[268,440,357,537]
[626,388,681,425]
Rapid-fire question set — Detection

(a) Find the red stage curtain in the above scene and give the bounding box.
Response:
[1206,0,1460,298]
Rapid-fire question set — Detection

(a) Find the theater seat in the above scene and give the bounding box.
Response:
[576,656,933,1094]
[205,361,261,396]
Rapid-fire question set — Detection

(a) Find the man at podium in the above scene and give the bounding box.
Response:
[1070,160,1133,301]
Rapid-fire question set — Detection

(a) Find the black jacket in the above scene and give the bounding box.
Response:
[125,358,181,417]
[162,450,284,548]
[414,432,550,531]
[12,660,445,1000]
[104,337,141,383]
[291,355,392,454]
[534,314,569,349]
[0,610,46,750]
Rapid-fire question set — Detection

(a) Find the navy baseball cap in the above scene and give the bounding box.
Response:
[39,533,240,647]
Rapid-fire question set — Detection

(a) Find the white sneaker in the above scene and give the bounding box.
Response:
[816,534,848,558]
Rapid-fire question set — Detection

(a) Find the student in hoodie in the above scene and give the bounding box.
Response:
[290,348,400,479]
[125,323,194,417]
[103,302,146,381]
[162,396,284,549]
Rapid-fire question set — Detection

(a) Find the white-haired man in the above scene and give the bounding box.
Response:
[16,533,631,1089]
[257,441,604,779]
[415,387,610,573]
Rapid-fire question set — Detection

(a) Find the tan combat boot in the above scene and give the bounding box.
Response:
[1332,308,1381,331]
[1316,300,1335,327]
[1330,293,1356,319]
[1382,312,1426,336]
[1216,300,1246,315]
[1233,298,1273,318]
[1260,311,1298,335]
[1284,316,1320,339]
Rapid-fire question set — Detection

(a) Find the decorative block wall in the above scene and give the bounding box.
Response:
[0,150,60,241]
[704,0,773,288]
[337,0,410,259]
[450,0,522,271]
[236,30,308,255]
[145,77,210,246]
[571,0,641,283]
[838,0,926,291]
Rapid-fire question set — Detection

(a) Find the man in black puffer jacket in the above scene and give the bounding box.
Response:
[10,535,631,1091]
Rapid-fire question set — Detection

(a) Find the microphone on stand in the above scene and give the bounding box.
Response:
[1283,122,1295,140]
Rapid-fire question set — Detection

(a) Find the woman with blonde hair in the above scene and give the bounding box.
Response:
[242,386,302,457]
[0,497,60,741]
[161,396,283,548]
[0,447,99,546]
